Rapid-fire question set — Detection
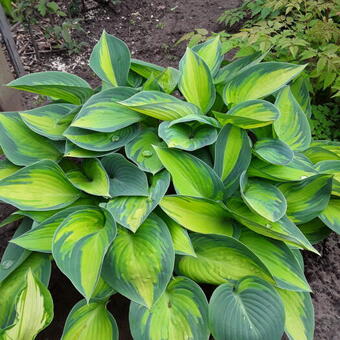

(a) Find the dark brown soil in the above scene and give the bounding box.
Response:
[1,0,339,339]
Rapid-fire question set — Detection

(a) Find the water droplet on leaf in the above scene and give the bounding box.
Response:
[111,135,120,142]
[142,150,153,158]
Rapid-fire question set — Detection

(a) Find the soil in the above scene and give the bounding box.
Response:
[0,0,339,339]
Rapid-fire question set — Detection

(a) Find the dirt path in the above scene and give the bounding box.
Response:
[0,0,339,339]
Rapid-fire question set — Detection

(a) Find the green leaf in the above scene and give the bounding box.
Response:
[67,159,110,197]
[176,233,274,285]
[214,100,280,128]
[0,159,21,180]
[304,147,340,164]
[0,253,51,329]
[314,160,340,196]
[160,195,234,236]
[156,67,180,93]
[2,269,53,340]
[71,87,143,132]
[290,74,312,117]
[0,219,32,282]
[125,128,165,174]
[240,172,287,222]
[118,90,201,120]
[319,199,340,233]
[102,214,174,308]
[11,205,94,253]
[89,31,130,86]
[209,277,285,340]
[52,207,117,301]
[63,124,139,151]
[101,154,149,197]
[192,36,223,76]
[158,210,196,257]
[239,230,310,291]
[0,160,81,211]
[179,48,216,113]
[129,277,209,340]
[154,146,224,200]
[276,289,314,340]
[224,62,306,105]
[61,300,118,340]
[274,86,311,151]
[214,125,252,197]
[278,174,332,223]
[104,171,170,232]
[7,71,93,105]
[253,138,294,165]
[0,112,62,166]
[158,119,218,151]
[19,103,77,140]
[226,196,317,253]
[298,219,331,245]
[130,59,164,79]
[248,153,317,181]
[64,141,116,158]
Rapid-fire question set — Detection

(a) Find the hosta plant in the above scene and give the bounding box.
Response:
[0,32,339,340]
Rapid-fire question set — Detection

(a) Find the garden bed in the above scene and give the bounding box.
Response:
[0,0,339,339]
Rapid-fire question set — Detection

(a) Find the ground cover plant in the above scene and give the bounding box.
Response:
[0,31,339,339]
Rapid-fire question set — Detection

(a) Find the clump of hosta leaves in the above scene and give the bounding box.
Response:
[0,31,339,340]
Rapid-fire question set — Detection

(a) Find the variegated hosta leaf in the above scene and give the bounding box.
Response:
[160,195,235,236]
[11,205,94,253]
[129,277,209,340]
[3,269,53,340]
[179,48,216,113]
[125,128,165,174]
[274,86,311,151]
[314,160,340,196]
[91,276,116,302]
[0,219,32,282]
[52,207,117,301]
[239,230,310,291]
[103,170,170,232]
[248,153,317,181]
[214,124,252,197]
[309,140,340,157]
[102,214,174,308]
[7,71,93,105]
[176,233,274,285]
[63,124,139,151]
[303,146,340,164]
[253,138,294,165]
[71,87,143,132]
[319,199,340,233]
[158,120,218,151]
[0,160,81,211]
[209,276,285,340]
[19,103,77,140]
[214,51,268,85]
[226,196,317,253]
[153,146,224,200]
[298,219,331,245]
[240,172,287,222]
[0,253,51,329]
[61,300,118,340]
[276,288,314,340]
[0,159,20,180]
[290,74,312,117]
[130,58,164,79]
[64,141,117,158]
[278,174,332,223]
[192,35,223,77]
[156,67,180,93]
[0,112,62,166]
[66,158,110,197]
[118,90,201,120]
[214,99,280,129]
[101,154,149,197]
[223,62,306,105]
[158,210,196,257]
[89,31,130,86]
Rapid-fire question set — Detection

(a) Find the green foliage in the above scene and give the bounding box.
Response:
[0,32,339,340]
